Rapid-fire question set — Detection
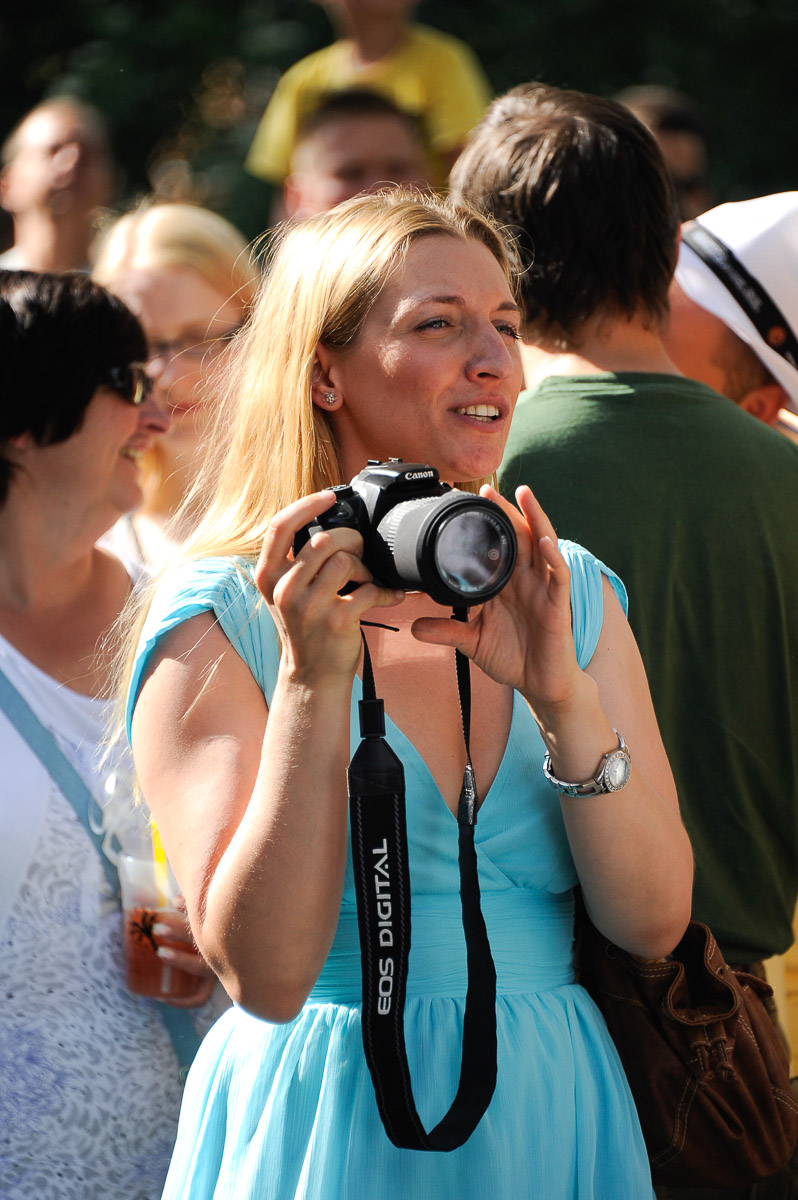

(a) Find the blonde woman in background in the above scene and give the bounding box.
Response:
[93,203,259,571]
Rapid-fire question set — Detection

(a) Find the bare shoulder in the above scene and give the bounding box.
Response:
[133,609,268,752]
[130,610,270,919]
[588,576,637,671]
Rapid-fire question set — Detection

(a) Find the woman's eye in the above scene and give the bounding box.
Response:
[418,317,451,331]
[496,322,521,340]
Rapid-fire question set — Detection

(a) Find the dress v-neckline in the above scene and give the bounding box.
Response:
[354,675,520,825]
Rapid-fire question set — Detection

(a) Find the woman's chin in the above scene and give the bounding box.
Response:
[161,423,205,460]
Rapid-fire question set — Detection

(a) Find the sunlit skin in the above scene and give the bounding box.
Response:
[0,105,115,271]
[0,106,113,219]
[11,385,169,540]
[315,235,524,484]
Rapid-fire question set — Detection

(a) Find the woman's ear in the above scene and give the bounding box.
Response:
[310,345,342,411]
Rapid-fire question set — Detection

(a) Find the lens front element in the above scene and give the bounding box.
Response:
[374,490,517,606]
[434,509,513,599]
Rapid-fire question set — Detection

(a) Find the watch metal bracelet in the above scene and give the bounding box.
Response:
[542,730,632,798]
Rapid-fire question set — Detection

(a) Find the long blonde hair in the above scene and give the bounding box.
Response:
[182,188,519,563]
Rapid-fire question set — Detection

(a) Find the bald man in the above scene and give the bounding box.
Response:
[0,97,115,272]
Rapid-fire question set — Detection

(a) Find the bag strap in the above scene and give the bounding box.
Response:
[0,664,201,1079]
[348,621,497,1151]
[0,666,120,897]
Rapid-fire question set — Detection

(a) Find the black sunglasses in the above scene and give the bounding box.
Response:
[102,363,153,406]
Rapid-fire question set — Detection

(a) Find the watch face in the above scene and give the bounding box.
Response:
[604,750,631,792]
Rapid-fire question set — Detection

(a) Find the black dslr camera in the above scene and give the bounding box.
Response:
[293,459,517,608]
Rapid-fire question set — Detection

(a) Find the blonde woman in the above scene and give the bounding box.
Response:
[93,203,259,569]
[125,191,692,1199]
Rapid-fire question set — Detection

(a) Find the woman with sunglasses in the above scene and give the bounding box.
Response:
[0,270,218,1198]
[93,203,259,570]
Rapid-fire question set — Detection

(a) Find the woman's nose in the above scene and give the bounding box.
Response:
[466,325,517,380]
[137,390,171,435]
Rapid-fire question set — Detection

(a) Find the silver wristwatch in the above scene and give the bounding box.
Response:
[542,731,632,797]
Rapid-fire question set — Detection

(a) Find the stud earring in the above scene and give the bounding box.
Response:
[323,391,337,407]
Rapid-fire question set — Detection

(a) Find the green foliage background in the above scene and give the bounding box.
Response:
[1,0,795,241]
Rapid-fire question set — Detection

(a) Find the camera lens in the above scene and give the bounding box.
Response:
[434,509,512,597]
[375,491,517,606]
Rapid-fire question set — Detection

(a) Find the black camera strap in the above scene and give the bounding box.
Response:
[348,615,497,1151]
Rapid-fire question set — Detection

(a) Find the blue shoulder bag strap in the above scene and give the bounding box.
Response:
[0,665,201,1081]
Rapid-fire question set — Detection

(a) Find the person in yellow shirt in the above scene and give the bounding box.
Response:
[246,0,491,192]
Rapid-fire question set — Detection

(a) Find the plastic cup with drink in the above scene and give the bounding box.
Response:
[117,823,207,1002]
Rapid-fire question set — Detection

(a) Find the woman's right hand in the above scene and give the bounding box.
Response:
[254,491,404,685]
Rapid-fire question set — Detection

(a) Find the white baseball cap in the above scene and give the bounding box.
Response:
[675,192,798,413]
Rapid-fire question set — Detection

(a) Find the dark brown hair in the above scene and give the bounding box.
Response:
[449,82,680,340]
[0,270,146,504]
[296,88,422,145]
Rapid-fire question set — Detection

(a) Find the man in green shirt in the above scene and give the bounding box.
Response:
[451,84,798,1197]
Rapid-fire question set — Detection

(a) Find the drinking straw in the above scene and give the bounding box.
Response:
[151,820,169,908]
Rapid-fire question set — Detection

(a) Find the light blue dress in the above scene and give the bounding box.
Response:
[127,544,655,1200]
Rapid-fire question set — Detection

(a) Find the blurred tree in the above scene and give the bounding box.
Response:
[1,0,795,246]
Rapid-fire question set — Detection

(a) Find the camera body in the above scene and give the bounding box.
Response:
[292,459,517,608]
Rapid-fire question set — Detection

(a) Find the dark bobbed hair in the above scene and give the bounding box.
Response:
[0,270,147,504]
[449,82,680,340]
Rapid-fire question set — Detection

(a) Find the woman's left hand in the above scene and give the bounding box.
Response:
[412,485,581,714]
[153,905,219,1009]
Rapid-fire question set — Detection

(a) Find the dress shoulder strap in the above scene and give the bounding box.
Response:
[559,539,628,668]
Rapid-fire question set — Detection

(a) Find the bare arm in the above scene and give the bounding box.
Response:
[131,491,403,1022]
[412,485,693,958]
[554,576,692,955]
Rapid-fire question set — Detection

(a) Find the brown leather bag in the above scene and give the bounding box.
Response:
[576,907,798,1187]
